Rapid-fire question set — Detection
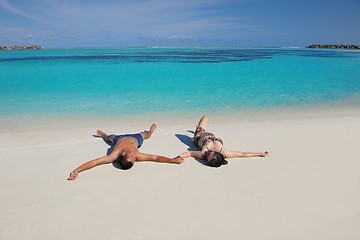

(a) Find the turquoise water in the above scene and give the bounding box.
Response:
[1,48,360,118]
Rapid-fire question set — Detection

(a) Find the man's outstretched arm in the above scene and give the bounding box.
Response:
[136,153,184,164]
[67,154,116,181]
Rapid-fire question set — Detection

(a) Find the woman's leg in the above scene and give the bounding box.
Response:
[196,116,208,130]
[194,116,209,146]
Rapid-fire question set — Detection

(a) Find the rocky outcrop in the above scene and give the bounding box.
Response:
[0,45,42,51]
[307,44,360,49]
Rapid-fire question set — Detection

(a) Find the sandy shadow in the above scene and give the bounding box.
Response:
[175,132,197,151]
[175,131,210,167]
[93,134,114,154]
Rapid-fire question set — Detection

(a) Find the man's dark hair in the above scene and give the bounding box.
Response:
[116,155,134,170]
[208,152,228,168]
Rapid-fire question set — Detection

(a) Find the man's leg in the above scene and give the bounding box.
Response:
[97,130,116,144]
[140,123,157,140]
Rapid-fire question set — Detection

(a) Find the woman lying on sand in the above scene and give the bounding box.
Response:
[180,116,268,167]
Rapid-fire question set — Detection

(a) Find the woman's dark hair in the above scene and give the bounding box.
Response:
[117,155,134,170]
[208,152,228,168]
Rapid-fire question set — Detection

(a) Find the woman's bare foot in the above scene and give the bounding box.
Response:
[149,123,157,135]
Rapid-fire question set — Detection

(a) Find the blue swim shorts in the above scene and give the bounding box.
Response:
[113,133,144,148]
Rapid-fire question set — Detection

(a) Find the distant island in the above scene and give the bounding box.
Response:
[0,45,42,51]
[307,44,360,49]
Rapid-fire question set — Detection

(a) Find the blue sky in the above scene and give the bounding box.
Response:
[0,0,359,48]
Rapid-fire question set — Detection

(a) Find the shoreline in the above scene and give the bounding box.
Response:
[1,100,359,132]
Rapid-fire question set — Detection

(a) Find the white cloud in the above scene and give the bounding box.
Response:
[155,35,197,40]
[0,0,256,46]
[0,0,41,21]
[2,0,244,35]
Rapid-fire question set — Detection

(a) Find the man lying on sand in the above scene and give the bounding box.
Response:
[68,123,184,180]
[180,116,268,167]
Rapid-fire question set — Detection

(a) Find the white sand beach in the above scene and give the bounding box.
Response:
[0,106,360,240]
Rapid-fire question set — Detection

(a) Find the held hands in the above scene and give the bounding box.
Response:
[180,151,191,159]
[173,156,185,164]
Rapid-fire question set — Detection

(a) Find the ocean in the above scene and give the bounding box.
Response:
[1,47,360,119]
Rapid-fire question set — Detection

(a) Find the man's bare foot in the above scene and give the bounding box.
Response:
[142,124,157,140]
[96,130,108,138]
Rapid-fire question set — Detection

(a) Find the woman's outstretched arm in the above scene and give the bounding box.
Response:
[222,150,268,159]
[180,151,204,159]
